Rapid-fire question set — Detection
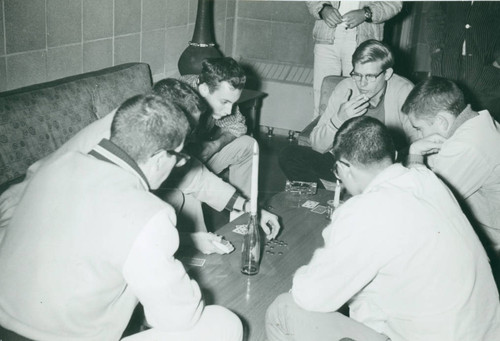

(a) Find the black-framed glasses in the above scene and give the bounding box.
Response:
[152,149,191,167]
[332,160,350,178]
[350,69,385,83]
[167,149,191,167]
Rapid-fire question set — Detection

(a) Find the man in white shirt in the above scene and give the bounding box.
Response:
[403,76,500,255]
[0,95,243,341]
[266,116,500,341]
[0,79,280,253]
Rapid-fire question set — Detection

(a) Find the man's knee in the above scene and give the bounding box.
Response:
[230,135,255,160]
[203,305,243,341]
[266,293,296,341]
[266,293,294,322]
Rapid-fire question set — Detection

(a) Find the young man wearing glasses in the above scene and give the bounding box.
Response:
[0,79,280,254]
[267,116,500,341]
[0,95,243,341]
[279,40,418,188]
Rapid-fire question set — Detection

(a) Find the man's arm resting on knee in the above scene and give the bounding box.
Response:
[199,130,237,162]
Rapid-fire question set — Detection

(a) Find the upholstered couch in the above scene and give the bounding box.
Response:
[297,75,346,147]
[0,63,153,194]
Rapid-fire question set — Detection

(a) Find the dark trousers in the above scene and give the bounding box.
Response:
[278,145,336,189]
[0,325,34,341]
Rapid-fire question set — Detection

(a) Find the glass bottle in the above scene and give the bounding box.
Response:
[241,214,260,275]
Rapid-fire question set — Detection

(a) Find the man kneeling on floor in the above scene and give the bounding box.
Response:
[0,95,242,341]
[266,116,500,341]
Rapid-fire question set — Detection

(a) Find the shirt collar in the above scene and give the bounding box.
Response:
[363,163,407,194]
[89,139,150,191]
[447,104,478,138]
[368,83,387,108]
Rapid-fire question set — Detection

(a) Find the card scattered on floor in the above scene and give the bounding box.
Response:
[302,200,319,209]
[182,257,206,267]
[311,205,327,214]
[232,225,248,235]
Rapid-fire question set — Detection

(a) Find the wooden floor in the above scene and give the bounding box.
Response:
[122,133,295,338]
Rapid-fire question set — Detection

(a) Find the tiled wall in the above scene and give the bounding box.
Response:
[0,0,236,91]
[234,0,315,66]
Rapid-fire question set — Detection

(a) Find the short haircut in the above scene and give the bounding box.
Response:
[152,78,208,130]
[401,76,466,120]
[331,116,395,167]
[198,57,246,92]
[110,94,189,163]
[352,39,394,71]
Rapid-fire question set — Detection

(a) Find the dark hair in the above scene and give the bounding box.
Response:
[110,94,189,163]
[352,39,394,71]
[331,116,395,166]
[152,78,208,130]
[401,76,466,120]
[198,57,246,92]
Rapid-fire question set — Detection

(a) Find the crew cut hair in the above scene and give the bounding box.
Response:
[152,78,208,131]
[352,39,394,71]
[331,116,395,167]
[401,76,466,120]
[110,94,189,163]
[198,57,246,92]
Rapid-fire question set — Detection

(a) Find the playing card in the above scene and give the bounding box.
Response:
[302,200,319,209]
[311,205,327,214]
[181,257,206,267]
[232,225,248,235]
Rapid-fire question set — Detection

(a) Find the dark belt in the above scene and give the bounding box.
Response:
[0,325,35,341]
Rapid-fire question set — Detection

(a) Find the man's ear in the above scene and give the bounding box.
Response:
[435,111,454,132]
[198,83,210,98]
[384,67,394,81]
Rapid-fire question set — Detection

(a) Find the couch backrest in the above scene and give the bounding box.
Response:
[0,63,152,189]
[298,75,346,147]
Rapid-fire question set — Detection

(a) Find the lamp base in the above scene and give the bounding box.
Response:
[178,45,223,75]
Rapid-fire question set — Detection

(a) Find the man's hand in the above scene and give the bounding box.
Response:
[190,232,234,255]
[259,209,280,240]
[321,6,343,27]
[337,90,369,122]
[342,9,366,29]
[409,134,446,156]
[198,140,220,162]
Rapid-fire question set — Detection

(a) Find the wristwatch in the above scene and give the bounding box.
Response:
[363,6,373,23]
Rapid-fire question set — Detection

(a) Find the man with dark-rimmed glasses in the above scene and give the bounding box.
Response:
[279,40,418,188]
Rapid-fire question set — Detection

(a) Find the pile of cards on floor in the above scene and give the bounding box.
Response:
[302,200,327,214]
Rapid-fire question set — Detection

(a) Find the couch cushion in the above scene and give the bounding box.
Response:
[0,63,152,186]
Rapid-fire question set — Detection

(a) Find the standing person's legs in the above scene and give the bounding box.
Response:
[338,38,357,77]
[313,44,342,118]
[121,305,243,341]
[205,135,254,198]
[278,145,336,188]
[266,293,390,341]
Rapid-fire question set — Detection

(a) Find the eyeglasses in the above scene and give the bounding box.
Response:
[332,160,350,179]
[350,69,385,83]
[167,150,191,167]
[153,149,191,167]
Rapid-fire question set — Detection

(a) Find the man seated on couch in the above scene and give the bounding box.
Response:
[0,94,243,341]
[279,40,418,188]
[180,57,255,200]
[0,79,280,253]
